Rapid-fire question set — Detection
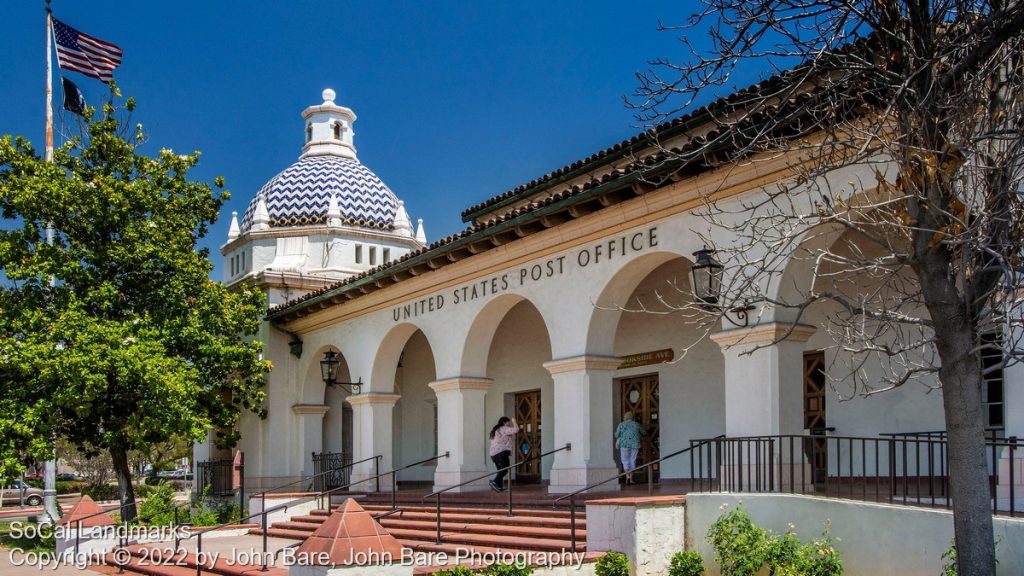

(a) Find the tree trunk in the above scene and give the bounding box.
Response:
[923,283,996,575]
[110,445,137,523]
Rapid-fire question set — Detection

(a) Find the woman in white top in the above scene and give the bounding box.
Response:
[488,416,519,492]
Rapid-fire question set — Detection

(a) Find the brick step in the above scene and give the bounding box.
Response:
[290,509,585,529]
[269,516,586,541]
[252,525,582,554]
[337,503,583,519]
[385,526,582,553]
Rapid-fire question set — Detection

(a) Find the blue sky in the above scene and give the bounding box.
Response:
[2,1,741,278]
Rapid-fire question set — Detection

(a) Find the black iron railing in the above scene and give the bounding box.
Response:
[553,436,724,549]
[424,444,571,545]
[311,451,353,492]
[315,452,449,510]
[194,454,244,522]
[689,433,1020,517]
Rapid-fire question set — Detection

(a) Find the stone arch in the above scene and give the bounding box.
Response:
[769,222,848,312]
[300,344,351,404]
[370,322,435,392]
[585,250,691,356]
[460,293,552,377]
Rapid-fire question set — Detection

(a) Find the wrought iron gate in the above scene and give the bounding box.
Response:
[312,451,352,491]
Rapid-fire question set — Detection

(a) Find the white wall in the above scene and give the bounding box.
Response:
[394,330,438,482]
[613,259,726,479]
[685,493,1024,576]
[485,301,555,479]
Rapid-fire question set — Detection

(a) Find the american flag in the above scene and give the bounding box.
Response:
[52,18,123,83]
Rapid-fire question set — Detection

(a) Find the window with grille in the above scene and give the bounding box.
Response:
[981,332,1005,429]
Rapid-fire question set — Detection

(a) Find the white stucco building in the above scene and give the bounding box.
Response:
[197,87,1022,502]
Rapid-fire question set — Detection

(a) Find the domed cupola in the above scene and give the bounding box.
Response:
[223,89,425,292]
[237,89,402,234]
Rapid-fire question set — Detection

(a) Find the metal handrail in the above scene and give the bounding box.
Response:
[424,443,571,545]
[174,503,289,575]
[254,455,369,498]
[315,452,449,510]
[255,454,382,519]
[552,435,725,550]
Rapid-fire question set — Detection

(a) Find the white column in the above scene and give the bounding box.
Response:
[346,393,400,491]
[430,377,492,492]
[291,404,330,479]
[544,355,621,494]
[711,323,816,491]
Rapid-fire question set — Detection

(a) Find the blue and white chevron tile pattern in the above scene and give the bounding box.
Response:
[240,156,399,232]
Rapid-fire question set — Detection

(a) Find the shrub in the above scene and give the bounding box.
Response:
[484,561,532,575]
[55,480,87,495]
[668,550,705,576]
[594,551,630,576]
[81,483,119,502]
[707,505,842,576]
[432,567,476,576]
[137,483,176,525]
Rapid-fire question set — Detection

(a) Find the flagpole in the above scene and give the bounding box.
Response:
[45,2,53,162]
[42,0,60,526]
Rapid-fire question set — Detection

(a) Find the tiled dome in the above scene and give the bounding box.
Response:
[239,156,399,233]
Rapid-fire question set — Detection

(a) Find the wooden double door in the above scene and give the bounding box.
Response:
[619,375,661,483]
[803,351,828,483]
[514,389,542,484]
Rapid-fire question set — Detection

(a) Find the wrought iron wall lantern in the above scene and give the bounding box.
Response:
[690,246,756,328]
[320,350,362,394]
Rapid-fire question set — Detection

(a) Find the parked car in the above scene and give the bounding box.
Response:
[1,479,44,506]
[56,472,79,481]
[156,469,192,481]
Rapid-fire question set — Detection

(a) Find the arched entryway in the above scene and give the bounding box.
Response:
[596,254,725,482]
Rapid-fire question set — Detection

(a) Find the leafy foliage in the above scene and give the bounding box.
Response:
[431,567,477,576]
[668,550,706,576]
[594,551,630,576]
[483,561,532,575]
[707,506,842,576]
[0,91,269,518]
[136,482,176,525]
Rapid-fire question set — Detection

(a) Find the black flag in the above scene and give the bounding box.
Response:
[61,77,86,116]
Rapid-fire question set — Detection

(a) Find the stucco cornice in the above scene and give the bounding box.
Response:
[345,393,401,407]
[428,378,494,393]
[543,355,623,375]
[710,323,817,348]
[291,404,330,415]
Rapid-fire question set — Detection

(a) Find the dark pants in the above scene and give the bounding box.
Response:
[491,450,511,487]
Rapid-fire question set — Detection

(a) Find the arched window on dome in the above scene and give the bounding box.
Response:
[333,122,342,140]
[306,124,312,143]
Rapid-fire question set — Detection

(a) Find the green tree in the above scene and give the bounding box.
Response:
[0,93,269,521]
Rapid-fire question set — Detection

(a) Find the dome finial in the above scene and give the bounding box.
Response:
[394,200,413,237]
[253,194,271,231]
[415,218,427,245]
[327,192,342,227]
[228,211,240,241]
[322,88,336,104]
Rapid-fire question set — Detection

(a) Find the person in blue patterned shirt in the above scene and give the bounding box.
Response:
[614,411,647,484]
